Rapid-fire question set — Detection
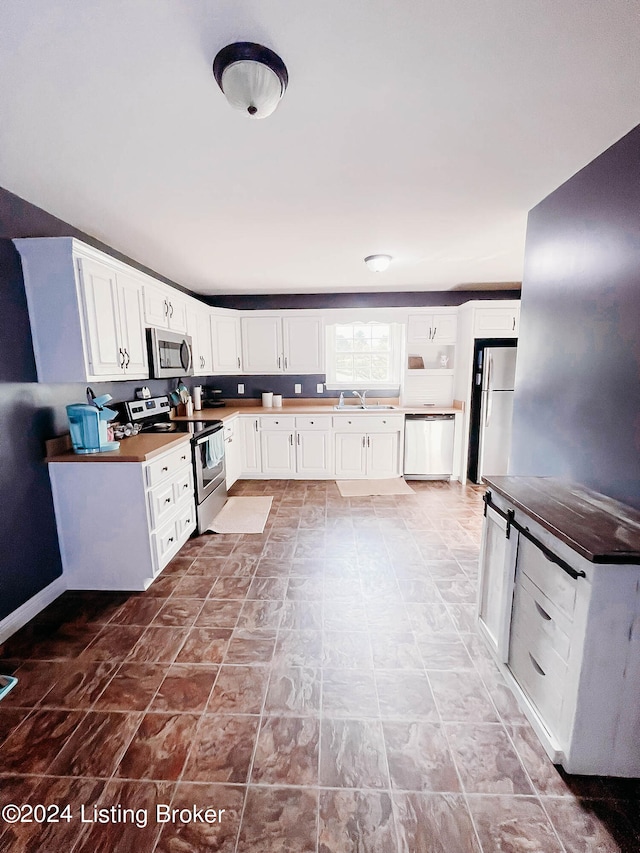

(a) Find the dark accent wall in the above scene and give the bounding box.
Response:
[207,290,521,310]
[510,125,640,508]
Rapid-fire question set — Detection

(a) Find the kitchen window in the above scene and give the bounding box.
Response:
[325,322,403,389]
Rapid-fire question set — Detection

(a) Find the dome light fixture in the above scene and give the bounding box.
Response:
[364,254,392,272]
[213,42,288,119]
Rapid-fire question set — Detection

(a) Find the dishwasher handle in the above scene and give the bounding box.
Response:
[405,414,455,421]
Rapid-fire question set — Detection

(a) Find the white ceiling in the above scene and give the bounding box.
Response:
[1,0,639,295]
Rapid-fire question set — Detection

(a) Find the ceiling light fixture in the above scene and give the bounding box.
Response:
[213,42,288,119]
[364,254,392,272]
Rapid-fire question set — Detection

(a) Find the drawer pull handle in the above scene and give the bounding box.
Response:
[165,498,171,504]
[535,601,552,621]
[168,536,174,544]
[181,455,187,460]
[162,466,168,472]
[529,653,546,677]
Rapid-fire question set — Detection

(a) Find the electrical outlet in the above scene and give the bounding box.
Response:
[238,384,245,394]
[294,383,302,394]
[316,383,324,393]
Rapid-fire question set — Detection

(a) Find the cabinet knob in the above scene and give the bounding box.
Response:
[162,466,168,472]
[165,497,171,504]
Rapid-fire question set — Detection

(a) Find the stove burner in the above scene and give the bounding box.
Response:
[147,422,176,432]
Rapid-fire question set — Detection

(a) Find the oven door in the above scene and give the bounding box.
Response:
[193,424,226,504]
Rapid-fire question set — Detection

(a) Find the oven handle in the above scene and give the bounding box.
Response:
[194,426,224,446]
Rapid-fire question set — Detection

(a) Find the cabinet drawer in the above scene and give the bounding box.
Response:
[148,480,178,528]
[333,415,403,431]
[146,442,191,487]
[517,535,577,621]
[176,499,197,539]
[512,572,572,662]
[259,416,296,430]
[153,518,180,571]
[172,466,194,504]
[295,416,332,430]
[509,626,566,726]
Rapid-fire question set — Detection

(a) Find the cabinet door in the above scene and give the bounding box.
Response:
[197,309,213,373]
[241,316,282,373]
[296,430,332,477]
[117,273,149,377]
[474,307,519,338]
[77,257,124,377]
[166,294,187,333]
[212,315,242,373]
[239,417,262,474]
[407,314,433,343]
[367,432,401,478]
[335,433,367,478]
[431,313,457,344]
[261,430,296,475]
[477,505,516,661]
[224,427,242,489]
[283,315,324,373]
[143,283,170,328]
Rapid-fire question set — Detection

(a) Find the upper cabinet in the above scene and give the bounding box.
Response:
[211,312,242,374]
[407,312,457,345]
[14,237,149,383]
[240,314,324,374]
[474,305,519,338]
[143,282,187,333]
[186,301,213,376]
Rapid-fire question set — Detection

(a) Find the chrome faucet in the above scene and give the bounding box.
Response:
[352,390,368,408]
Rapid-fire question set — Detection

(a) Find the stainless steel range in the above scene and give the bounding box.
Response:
[119,395,227,534]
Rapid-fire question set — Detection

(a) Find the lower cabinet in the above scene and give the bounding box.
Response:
[48,440,196,591]
[238,414,334,478]
[334,416,404,479]
[478,482,640,776]
[223,417,242,489]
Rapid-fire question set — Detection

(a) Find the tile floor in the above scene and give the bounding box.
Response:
[1,479,639,852]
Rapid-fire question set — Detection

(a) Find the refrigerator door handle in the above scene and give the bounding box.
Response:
[485,390,492,427]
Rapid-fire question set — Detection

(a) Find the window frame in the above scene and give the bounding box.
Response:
[325,320,403,390]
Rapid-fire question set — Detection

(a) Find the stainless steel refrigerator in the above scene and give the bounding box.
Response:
[471,345,517,483]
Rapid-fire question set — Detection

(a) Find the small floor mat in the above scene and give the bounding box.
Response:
[208,496,273,534]
[0,675,18,702]
[336,478,415,497]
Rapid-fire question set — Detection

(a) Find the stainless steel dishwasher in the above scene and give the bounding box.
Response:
[404,414,455,479]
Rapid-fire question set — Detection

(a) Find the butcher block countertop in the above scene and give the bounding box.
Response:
[46,432,191,463]
[483,476,640,564]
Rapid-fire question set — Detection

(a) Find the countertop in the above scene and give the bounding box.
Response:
[173,403,462,424]
[483,476,640,564]
[46,432,191,463]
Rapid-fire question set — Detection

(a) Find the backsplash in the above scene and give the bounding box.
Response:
[193,375,400,401]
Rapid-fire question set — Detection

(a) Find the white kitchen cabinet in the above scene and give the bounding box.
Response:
[474,305,519,337]
[48,439,195,591]
[407,312,457,345]
[186,301,214,375]
[239,416,262,475]
[143,282,188,333]
[211,312,243,374]
[14,237,149,383]
[333,415,403,479]
[240,314,324,374]
[261,429,296,476]
[296,416,333,477]
[223,417,242,489]
[479,477,640,776]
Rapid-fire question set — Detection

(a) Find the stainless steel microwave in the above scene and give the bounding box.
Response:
[147,327,194,378]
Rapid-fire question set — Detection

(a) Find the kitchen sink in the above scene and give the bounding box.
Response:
[333,404,397,410]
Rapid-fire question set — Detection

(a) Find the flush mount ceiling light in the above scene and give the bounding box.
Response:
[364,254,392,272]
[213,42,288,119]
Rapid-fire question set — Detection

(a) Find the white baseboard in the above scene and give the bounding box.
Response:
[0,576,67,644]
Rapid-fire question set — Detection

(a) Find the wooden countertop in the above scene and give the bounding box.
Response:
[483,476,640,564]
[174,403,462,424]
[46,432,191,463]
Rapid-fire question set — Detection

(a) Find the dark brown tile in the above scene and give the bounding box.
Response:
[246,576,288,600]
[46,710,139,778]
[126,625,189,663]
[428,669,499,722]
[445,722,534,794]
[323,668,379,717]
[195,598,242,628]
[29,622,100,659]
[0,660,66,707]
[116,712,199,780]
[92,662,166,711]
[207,664,269,714]
[320,718,389,789]
[41,660,117,709]
[176,627,232,664]
[375,670,439,720]
[286,576,324,600]
[384,721,460,793]
[78,779,174,852]
[82,624,146,661]
[150,664,218,712]
[469,795,563,852]
[393,792,480,853]
[544,797,640,853]
[209,576,252,599]
[109,596,165,625]
[183,714,259,783]
[0,708,31,744]
[280,600,323,630]
[251,716,320,785]
[152,598,204,627]
[237,787,318,853]
[224,629,276,664]
[319,789,398,853]
[154,782,244,853]
[236,599,284,630]
[0,709,85,774]
[170,575,218,598]
[265,666,321,716]
[273,629,323,667]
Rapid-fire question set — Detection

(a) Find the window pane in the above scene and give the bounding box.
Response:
[371,354,390,381]
[335,354,353,382]
[353,327,372,352]
[353,354,372,381]
[335,326,353,352]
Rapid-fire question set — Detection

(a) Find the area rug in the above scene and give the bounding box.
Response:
[208,496,273,534]
[336,478,415,497]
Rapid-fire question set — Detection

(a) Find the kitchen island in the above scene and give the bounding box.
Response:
[478,475,640,776]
